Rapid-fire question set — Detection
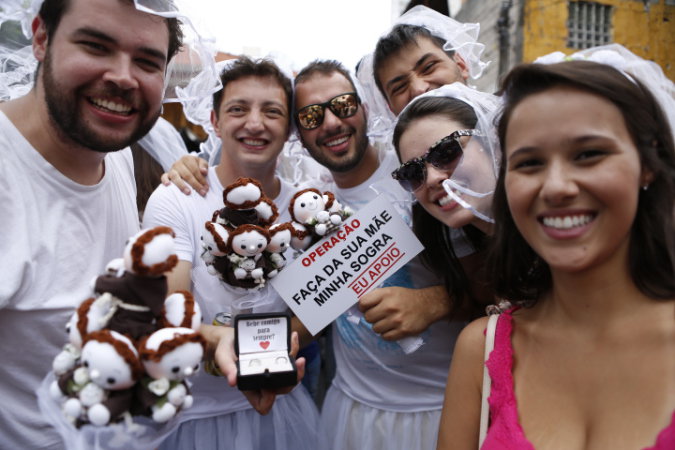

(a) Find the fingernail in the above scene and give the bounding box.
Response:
[199,189,207,197]
[183,188,191,195]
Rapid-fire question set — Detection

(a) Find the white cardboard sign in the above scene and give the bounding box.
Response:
[270,196,423,335]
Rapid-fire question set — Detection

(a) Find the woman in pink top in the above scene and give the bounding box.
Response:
[437,51,675,449]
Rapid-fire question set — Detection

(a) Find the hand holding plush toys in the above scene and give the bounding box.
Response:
[201,178,300,289]
[49,227,206,428]
[200,178,353,290]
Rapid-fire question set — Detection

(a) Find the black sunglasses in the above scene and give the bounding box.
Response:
[391,129,479,192]
[296,92,360,130]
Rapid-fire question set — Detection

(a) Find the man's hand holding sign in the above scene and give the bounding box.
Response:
[271,196,424,341]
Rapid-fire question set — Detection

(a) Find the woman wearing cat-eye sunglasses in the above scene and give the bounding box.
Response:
[391,129,479,192]
[391,84,500,321]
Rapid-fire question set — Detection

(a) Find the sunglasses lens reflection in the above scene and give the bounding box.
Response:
[297,93,359,130]
[298,105,324,130]
[331,94,358,118]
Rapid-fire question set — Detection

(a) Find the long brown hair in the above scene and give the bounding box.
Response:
[490,60,675,303]
[393,96,491,320]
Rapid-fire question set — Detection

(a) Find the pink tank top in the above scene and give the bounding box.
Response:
[481,308,675,450]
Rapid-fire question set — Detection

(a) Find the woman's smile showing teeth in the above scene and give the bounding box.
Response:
[438,195,453,206]
[540,214,594,230]
[437,193,459,210]
[537,211,596,240]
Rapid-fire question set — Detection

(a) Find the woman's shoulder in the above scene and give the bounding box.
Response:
[454,315,491,361]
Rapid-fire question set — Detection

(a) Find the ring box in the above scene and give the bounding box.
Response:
[234,312,297,390]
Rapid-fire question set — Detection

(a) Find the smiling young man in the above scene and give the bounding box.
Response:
[293,60,466,450]
[373,24,470,116]
[142,57,320,450]
[0,0,183,447]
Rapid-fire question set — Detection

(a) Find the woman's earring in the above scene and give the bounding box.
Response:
[642,184,649,191]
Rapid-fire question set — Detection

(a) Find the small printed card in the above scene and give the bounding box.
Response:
[235,314,296,389]
[237,315,288,354]
[271,196,424,335]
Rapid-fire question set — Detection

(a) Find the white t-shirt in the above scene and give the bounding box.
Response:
[142,167,295,421]
[322,150,466,412]
[0,111,139,448]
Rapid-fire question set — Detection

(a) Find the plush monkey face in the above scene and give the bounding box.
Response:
[66,297,109,349]
[81,331,138,390]
[267,228,292,253]
[146,342,203,381]
[141,328,204,381]
[291,190,328,224]
[231,229,269,257]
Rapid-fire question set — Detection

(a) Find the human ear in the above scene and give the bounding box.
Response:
[32,16,48,63]
[453,54,470,81]
[210,110,221,139]
[640,168,655,190]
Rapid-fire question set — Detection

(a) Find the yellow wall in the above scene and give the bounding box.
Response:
[523,0,675,80]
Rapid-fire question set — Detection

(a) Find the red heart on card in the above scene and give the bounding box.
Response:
[259,341,270,350]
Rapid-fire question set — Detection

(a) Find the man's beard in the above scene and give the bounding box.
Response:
[42,51,160,153]
[304,126,369,173]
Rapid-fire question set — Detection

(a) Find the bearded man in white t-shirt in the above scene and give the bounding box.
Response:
[0,0,185,448]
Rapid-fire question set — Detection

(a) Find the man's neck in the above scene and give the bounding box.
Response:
[1,93,107,185]
[214,157,281,199]
[330,143,379,190]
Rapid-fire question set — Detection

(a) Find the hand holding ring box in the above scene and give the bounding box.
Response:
[234,313,297,390]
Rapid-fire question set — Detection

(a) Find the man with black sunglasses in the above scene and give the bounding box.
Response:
[293,64,376,189]
[294,59,466,450]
